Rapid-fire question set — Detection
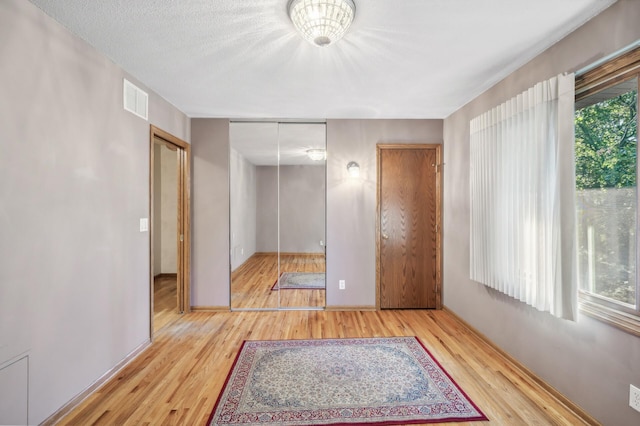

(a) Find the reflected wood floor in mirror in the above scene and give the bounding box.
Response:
[231,253,325,309]
[153,274,180,332]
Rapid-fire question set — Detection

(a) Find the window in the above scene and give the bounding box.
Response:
[575,47,640,335]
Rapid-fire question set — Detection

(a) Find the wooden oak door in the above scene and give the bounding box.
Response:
[377,145,441,309]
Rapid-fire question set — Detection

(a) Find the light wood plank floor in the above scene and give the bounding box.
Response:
[153,275,180,333]
[58,310,592,425]
[231,253,325,309]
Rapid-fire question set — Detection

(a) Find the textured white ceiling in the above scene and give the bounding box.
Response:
[29,0,616,119]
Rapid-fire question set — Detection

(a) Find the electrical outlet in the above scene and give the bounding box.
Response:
[339,280,345,290]
[631,384,640,413]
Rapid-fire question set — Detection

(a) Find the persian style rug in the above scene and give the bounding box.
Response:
[207,337,487,425]
[271,272,325,290]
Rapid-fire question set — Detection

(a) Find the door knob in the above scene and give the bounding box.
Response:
[382,233,389,240]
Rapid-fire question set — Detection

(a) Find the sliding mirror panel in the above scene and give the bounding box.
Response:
[277,123,326,309]
[229,122,326,310]
[230,122,279,309]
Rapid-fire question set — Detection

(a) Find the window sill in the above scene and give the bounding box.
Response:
[579,298,640,337]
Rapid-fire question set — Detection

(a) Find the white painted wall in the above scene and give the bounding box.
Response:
[230,148,257,270]
[443,1,640,424]
[160,145,178,273]
[255,166,279,253]
[0,1,189,423]
[153,143,163,275]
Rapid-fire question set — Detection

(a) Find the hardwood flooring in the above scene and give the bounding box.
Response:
[153,274,180,333]
[58,309,593,425]
[231,253,325,309]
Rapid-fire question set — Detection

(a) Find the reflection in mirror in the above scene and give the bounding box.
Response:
[229,122,326,310]
[277,123,326,309]
[230,122,279,309]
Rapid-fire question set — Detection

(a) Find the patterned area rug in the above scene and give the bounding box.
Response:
[271,272,325,290]
[207,337,487,425]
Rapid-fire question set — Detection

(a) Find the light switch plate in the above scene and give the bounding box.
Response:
[139,218,149,232]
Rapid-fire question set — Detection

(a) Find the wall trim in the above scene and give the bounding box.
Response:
[443,306,600,426]
[153,273,178,279]
[40,339,151,426]
[190,306,231,312]
[325,305,376,311]
[580,297,640,337]
[254,252,324,257]
[150,125,192,334]
[231,254,254,273]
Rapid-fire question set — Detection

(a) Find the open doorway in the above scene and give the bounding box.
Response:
[150,126,191,336]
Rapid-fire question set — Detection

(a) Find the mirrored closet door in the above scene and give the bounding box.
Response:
[229,122,326,310]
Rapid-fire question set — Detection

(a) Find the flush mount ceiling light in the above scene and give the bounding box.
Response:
[306,149,326,161]
[288,0,356,47]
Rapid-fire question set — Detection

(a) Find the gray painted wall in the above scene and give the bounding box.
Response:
[443,1,640,424]
[230,148,257,270]
[195,118,443,308]
[326,120,444,307]
[0,0,189,423]
[256,165,326,253]
[8,0,636,422]
[191,119,230,308]
[280,165,326,253]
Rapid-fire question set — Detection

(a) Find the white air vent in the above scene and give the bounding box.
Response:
[123,78,148,120]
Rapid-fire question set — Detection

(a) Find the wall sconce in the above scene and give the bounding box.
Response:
[347,161,360,178]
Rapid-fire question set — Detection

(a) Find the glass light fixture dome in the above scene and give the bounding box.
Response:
[288,0,356,47]
[306,149,326,161]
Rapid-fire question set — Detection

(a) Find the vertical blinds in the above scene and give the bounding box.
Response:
[469,73,577,320]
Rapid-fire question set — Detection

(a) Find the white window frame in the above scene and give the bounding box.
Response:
[575,47,640,336]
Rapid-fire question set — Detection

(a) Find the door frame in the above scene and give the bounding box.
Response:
[375,143,443,310]
[149,125,191,337]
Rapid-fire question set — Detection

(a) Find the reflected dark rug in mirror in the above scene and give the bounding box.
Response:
[271,272,325,290]
[207,337,488,425]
